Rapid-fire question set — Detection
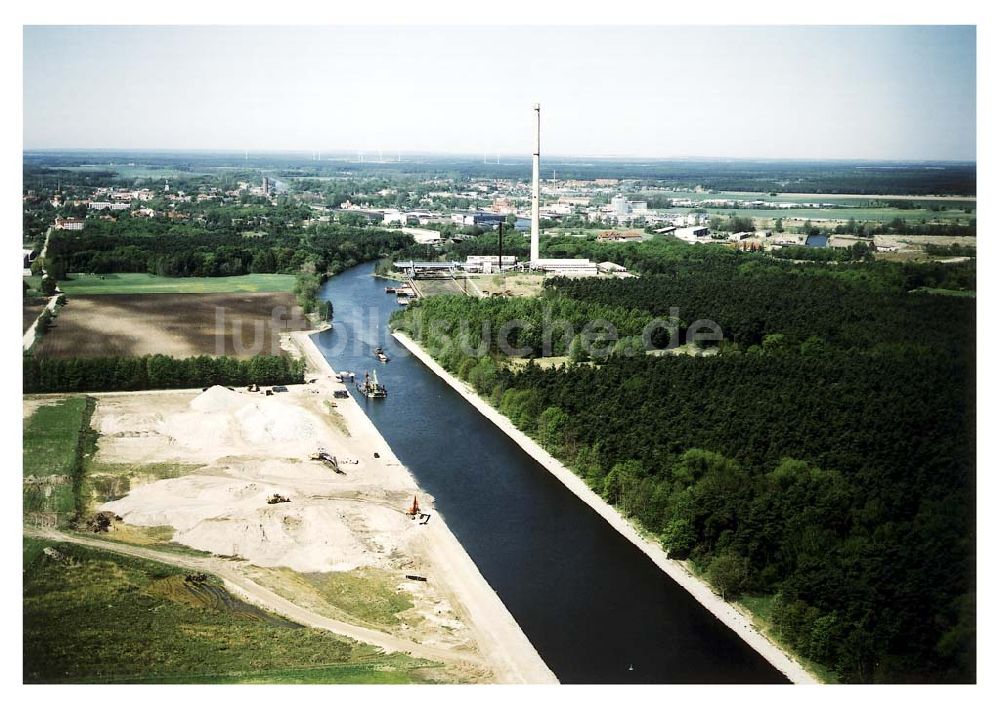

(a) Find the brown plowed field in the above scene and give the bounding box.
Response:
[32,293,308,359]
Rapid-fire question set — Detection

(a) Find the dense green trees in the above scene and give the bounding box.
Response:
[396,249,975,683]
[44,216,411,279]
[23,354,304,393]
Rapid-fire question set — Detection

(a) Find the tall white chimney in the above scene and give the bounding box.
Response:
[530,103,541,265]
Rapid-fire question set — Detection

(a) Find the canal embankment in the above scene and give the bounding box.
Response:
[391,329,819,685]
[291,330,558,684]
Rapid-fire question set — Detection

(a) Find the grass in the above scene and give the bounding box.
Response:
[468,274,546,298]
[86,460,202,503]
[22,397,96,522]
[26,272,296,295]
[23,538,441,684]
[245,566,414,632]
[412,278,467,298]
[509,355,571,371]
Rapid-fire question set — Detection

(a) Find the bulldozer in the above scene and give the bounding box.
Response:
[267,493,291,504]
[310,448,345,474]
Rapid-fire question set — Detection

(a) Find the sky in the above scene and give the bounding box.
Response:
[22,25,976,161]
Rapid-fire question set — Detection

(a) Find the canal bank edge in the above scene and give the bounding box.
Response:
[289,330,559,685]
[392,330,820,685]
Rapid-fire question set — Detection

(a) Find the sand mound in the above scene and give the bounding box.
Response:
[191,385,246,413]
[236,400,319,445]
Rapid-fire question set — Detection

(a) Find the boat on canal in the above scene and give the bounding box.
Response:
[358,369,387,399]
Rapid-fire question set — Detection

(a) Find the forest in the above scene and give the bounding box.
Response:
[23,353,304,393]
[392,250,976,683]
[42,217,412,279]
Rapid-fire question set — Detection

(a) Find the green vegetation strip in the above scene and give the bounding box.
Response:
[22,397,97,522]
[22,538,439,684]
[26,273,296,294]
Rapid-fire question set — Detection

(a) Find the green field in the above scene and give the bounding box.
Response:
[23,397,96,520]
[23,538,439,684]
[26,273,296,295]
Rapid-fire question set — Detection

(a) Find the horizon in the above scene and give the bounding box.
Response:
[23,26,976,162]
[21,147,978,165]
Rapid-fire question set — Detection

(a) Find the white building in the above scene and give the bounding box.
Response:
[54,217,85,230]
[533,258,599,276]
[597,261,628,274]
[382,210,408,226]
[465,255,518,273]
[610,195,630,216]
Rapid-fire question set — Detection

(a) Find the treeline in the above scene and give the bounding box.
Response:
[769,244,872,263]
[926,243,977,258]
[43,216,411,279]
[23,354,304,393]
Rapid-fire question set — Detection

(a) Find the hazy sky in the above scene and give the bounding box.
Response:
[23,25,976,160]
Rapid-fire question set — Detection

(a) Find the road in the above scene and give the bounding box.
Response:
[24,227,58,351]
[23,293,61,352]
[25,527,485,669]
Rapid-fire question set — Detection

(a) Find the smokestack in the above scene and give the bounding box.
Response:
[530,103,540,265]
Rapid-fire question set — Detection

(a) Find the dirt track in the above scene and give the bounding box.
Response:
[26,527,482,667]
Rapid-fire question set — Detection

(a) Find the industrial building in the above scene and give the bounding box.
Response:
[465,255,518,274]
[532,258,599,276]
[675,226,712,243]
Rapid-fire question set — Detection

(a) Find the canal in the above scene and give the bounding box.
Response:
[311,262,786,684]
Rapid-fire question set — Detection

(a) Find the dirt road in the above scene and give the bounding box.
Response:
[26,527,483,668]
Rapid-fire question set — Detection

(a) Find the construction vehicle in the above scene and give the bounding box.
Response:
[310,448,345,474]
[267,493,290,504]
[405,496,431,523]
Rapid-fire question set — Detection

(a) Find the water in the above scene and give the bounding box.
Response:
[311,263,786,684]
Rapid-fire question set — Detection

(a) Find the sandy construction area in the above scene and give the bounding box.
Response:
[87,331,554,683]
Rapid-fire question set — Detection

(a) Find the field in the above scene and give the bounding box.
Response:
[23,538,439,684]
[22,396,95,524]
[23,297,49,333]
[412,278,468,297]
[25,272,296,295]
[468,274,546,298]
[31,293,308,359]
